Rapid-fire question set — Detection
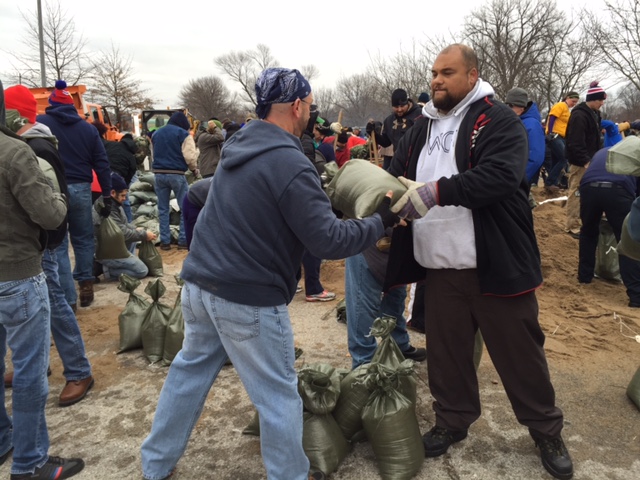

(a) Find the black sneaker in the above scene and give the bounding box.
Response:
[402,345,427,362]
[534,436,573,480]
[10,456,85,479]
[309,472,325,480]
[422,425,468,457]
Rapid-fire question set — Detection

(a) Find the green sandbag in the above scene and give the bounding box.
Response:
[323,161,339,183]
[162,276,185,365]
[134,204,158,219]
[129,190,157,204]
[325,159,407,219]
[117,274,150,353]
[336,298,347,323]
[141,278,172,363]
[606,136,640,176]
[138,171,156,187]
[96,216,131,260]
[362,366,424,480]
[333,363,371,441]
[473,330,484,371]
[370,316,406,369]
[617,214,640,261]
[627,366,640,411]
[242,412,261,436]
[129,181,155,192]
[302,412,352,476]
[595,219,621,282]
[139,241,164,277]
[298,363,341,415]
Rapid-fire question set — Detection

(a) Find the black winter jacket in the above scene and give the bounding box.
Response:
[103,136,137,184]
[377,102,423,149]
[26,136,69,250]
[565,102,602,167]
[385,96,542,296]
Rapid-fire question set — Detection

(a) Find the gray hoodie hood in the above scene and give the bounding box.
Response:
[422,78,495,119]
[21,122,59,149]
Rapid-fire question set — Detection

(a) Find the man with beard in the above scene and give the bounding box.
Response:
[385,44,573,480]
[140,68,401,480]
[367,88,422,170]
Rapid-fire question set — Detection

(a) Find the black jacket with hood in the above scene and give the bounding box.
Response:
[565,101,602,167]
[377,102,423,149]
[385,95,542,296]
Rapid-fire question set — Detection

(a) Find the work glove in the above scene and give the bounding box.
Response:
[366,121,376,135]
[330,122,343,134]
[190,168,201,178]
[618,122,631,132]
[374,196,401,229]
[391,177,439,221]
[99,196,112,219]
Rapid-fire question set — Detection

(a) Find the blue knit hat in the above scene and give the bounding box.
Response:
[111,172,128,192]
[255,68,311,119]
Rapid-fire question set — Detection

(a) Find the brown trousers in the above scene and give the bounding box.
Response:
[566,164,587,234]
[423,269,564,439]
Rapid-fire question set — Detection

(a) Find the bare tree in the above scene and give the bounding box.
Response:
[300,64,320,83]
[312,86,340,123]
[333,74,388,126]
[588,0,640,93]
[179,76,238,122]
[4,0,91,87]
[367,39,433,101]
[89,43,154,127]
[215,44,279,108]
[464,0,570,100]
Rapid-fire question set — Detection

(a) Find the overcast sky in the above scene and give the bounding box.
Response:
[1,0,594,109]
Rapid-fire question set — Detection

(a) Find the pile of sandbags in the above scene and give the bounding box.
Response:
[242,315,425,479]
[116,274,184,366]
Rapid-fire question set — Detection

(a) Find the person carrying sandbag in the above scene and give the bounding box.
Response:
[92,172,156,281]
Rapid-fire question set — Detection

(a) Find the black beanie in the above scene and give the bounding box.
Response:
[391,89,408,107]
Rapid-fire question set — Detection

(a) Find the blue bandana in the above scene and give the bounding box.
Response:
[255,68,311,119]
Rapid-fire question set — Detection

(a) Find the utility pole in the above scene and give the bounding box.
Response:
[37,0,46,87]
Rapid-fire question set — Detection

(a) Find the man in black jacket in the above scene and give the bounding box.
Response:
[564,82,606,238]
[368,88,422,170]
[386,44,573,480]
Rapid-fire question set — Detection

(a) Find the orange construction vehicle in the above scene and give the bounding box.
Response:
[29,84,122,141]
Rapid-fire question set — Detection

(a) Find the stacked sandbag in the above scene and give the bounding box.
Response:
[362,362,424,480]
[628,366,640,410]
[139,241,164,277]
[117,274,150,353]
[298,363,351,476]
[140,278,172,363]
[162,276,185,365]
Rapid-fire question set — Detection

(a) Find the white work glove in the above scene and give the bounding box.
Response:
[330,122,343,134]
[390,176,439,220]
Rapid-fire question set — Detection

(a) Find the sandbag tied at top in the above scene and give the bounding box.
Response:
[117,274,150,353]
[297,363,342,415]
[141,278,172,363]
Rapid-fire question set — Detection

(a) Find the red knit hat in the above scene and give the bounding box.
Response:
[49,79,74,105]
[4,85,37,123]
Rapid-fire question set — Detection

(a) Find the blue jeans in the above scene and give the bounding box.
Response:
[0,273,51,474]
[345,253,410,368]
[141,282,309,480]
[100,254,148,280]
[56,183,95,305]
[43,249,92,381]
[545,136,566,187]
[155,174,188,245]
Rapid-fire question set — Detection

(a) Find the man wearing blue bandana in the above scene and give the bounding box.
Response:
[140,68,402,480]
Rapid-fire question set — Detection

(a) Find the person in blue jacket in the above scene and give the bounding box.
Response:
[506,87,545,183]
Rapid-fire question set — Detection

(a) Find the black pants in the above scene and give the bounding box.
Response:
[579,184,640,303]
[424,269,564,438]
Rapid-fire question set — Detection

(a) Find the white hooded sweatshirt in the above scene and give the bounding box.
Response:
[413,79,495,269]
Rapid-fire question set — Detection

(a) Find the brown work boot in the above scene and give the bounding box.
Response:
[78,280,94,307]
[59,376,94,407]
